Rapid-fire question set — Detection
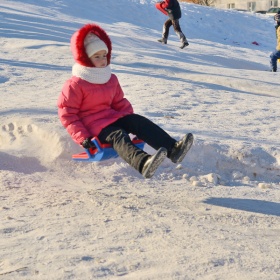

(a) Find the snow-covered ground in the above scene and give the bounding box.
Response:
[0,0,280,279]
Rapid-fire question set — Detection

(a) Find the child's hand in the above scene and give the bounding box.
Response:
[82,138,96,149]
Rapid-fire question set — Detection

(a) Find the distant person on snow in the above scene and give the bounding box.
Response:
[270,11,280,72]
[57,24,193,178]
[155,0,189,49]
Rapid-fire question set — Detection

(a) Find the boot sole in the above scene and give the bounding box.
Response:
[143,148,167,179]
[172,133,194,163]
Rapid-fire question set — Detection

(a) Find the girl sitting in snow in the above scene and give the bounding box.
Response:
[57,23,193,178]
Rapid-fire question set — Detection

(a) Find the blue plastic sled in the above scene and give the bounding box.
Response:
[72,137,145,162]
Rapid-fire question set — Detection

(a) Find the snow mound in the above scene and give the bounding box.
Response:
[1,120,278,186]
[181,140,280,186]
[0,119,75,168]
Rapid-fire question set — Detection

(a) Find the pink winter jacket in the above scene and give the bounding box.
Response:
[57,24,133,145]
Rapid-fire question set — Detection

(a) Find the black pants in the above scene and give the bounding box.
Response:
[162,19,186,42]
[98,114,176,172]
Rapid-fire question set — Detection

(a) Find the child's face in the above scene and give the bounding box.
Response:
[89,50,108,68]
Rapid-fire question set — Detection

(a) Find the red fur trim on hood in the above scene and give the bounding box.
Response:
[70,24,112,67]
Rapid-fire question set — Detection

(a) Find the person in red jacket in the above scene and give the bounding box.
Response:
[155,0,189,49]
[57,23,193,178]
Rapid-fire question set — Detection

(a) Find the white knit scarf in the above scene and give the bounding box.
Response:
[72,63,112,84]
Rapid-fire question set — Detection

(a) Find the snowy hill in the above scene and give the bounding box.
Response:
[1,0,280,279]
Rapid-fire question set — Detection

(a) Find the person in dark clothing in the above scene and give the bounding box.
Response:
[57,23,194,179]
[270,11,280,72]
[155,0,189,49]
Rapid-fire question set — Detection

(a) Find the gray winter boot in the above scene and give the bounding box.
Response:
[176,32,189,49]
[180,40,189,49]
[142,147,167,178]
[158,38,167,44]
[169,133,193,163]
